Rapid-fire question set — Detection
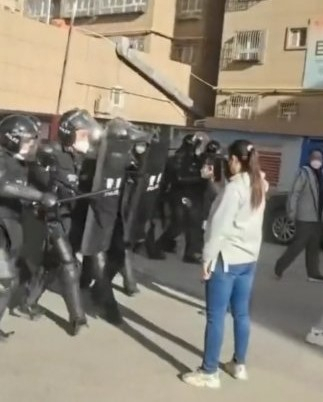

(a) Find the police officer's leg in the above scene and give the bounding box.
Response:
[183,199,203,263]
[0,227,16,341]
[83,253,122,325]
[10,259,46,320]
[49,223,87,335]
[158,198,185,252]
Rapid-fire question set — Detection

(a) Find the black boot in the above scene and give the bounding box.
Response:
[104,301,123,326]
[60,263,87,336]
[12,304,44,321]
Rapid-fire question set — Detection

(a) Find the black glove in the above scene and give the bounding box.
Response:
[40,192,57,209]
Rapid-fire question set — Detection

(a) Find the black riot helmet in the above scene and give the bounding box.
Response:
[206,140,221,155]
[0,114,40,160]
[58,108,103,150]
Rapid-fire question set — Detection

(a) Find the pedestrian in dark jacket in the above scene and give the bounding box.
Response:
[274,149,323,282]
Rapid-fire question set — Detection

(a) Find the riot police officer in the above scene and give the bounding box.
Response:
[21,109,102,335]
[157,133,208,263]
[0,114,56,341]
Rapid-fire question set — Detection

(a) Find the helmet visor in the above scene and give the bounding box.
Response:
[71,111,104,143]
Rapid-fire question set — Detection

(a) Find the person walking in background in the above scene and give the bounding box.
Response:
[182,140,268,389]
[274,149,323,282]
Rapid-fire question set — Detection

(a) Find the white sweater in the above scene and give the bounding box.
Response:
[203,172,267,272]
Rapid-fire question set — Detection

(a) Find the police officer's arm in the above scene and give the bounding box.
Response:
[0,159,55,207]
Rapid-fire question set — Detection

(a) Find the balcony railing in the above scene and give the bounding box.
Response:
[23,0,53,21]
[215,95,259,119]
[225,0,265,12]
[60,0,148,18]
[220,30,266,69]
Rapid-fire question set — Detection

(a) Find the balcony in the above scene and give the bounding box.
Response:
[60,0,148,19]
[215,95,259,119]
[23,0,53,21]
[225,0,265,12]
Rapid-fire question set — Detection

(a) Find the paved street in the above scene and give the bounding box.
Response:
[1,242,323,402]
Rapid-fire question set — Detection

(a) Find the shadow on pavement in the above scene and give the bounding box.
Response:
[120,304,203,358]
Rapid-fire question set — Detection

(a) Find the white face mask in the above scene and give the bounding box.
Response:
[135,145,146,155]
[73,140,90,154]
[310,160,322,170]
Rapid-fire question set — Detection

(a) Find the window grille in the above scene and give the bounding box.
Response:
[177,0,203,18]
[60,0,148,18]
[24,0,52,20]
[226,0,264,12]
[234,30,266,62]
[216,95,258,119]
[277,101,299,121]
[172,43,197,65]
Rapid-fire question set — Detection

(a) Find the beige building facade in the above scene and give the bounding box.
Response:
[36,0,226,118]
[205,0,323,137]
[0,4,193,129]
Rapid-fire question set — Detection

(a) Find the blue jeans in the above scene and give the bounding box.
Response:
[202,258,256,373]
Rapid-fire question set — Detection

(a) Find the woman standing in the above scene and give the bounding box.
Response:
[183,140,268,389]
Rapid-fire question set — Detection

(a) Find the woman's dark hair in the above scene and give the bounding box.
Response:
[228,140,264,209]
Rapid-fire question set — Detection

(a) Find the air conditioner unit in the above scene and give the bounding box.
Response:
[281,112,296,122]
[194,119,207,127]
[94,96,112,115]
[235,50,259,62]
[237,106,253,119]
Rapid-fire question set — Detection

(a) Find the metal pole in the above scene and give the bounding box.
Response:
[46,0,52,24]
[56,0,78,114]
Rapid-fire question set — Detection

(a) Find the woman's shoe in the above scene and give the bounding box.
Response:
[182,369,220,389]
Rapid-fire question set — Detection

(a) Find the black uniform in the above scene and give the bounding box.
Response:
[18,107,102,335]
[158,135,207,263]
[0,114,56,342]
[21,142,87,334]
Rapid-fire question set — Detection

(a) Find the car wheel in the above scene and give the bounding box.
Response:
[270,209,296,245]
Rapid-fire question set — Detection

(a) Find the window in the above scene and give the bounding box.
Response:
[234,30,266,62]
[226,0,264,12]
[177,0,203,18]
[24,0,52,20]
[110,35,146,51]
[60,0,92,17]
[60,0,148,17]
[110,87,125,108]
[277,101,299,121]
[315,41,323,56]
[286,27,307,50]
[128,36,146,51]
[172,43,198,65]
[215,95,258,119]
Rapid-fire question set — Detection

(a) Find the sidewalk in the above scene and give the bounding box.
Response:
[0,243,322,402]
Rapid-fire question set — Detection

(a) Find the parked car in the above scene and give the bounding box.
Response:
[264,192,296,245]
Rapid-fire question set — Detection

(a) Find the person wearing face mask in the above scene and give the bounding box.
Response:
[200,153,223,231]
[183,140,268,389]
[274,149,323,282]
[16,109,103,335]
